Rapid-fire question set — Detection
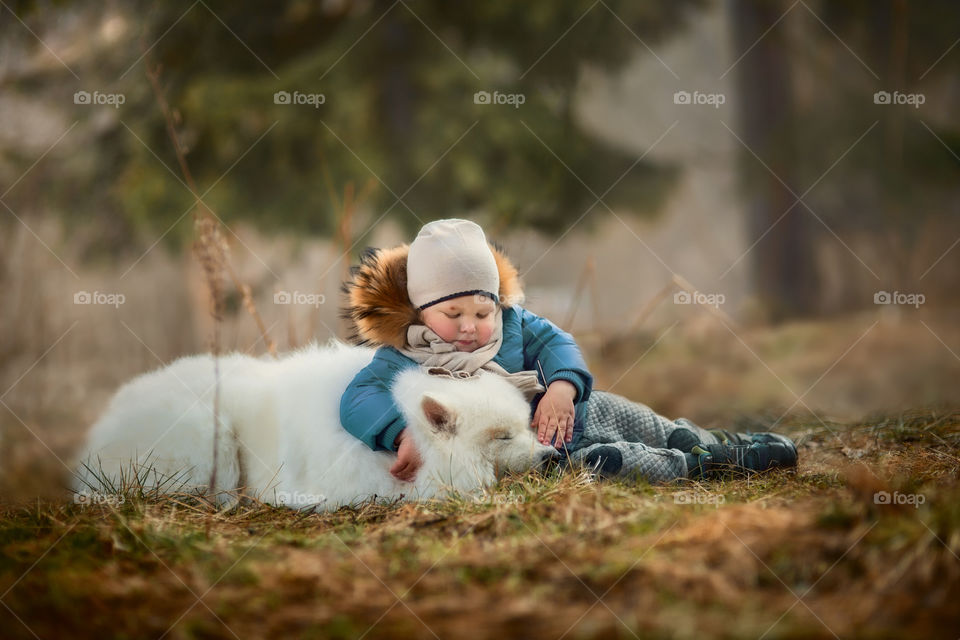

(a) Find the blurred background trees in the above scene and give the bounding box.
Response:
[730,0,960,319]
[3,0,702,250]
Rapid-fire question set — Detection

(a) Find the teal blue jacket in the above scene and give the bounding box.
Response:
[339,305,593,451]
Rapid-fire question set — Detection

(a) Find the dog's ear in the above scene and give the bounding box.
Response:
[421,393,456,436]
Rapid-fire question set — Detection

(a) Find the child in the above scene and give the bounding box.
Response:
[340,219,797,483]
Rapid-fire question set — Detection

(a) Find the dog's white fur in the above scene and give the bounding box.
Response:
[72,341,556,510]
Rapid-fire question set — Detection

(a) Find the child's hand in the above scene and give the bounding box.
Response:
[390,429,422,482]
[532,380,577,448]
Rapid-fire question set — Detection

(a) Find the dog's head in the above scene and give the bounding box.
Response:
[392,368,558,494]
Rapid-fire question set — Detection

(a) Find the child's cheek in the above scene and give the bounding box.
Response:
[426,317,456,343]
[437,321,458,343]
[477,321,495,346]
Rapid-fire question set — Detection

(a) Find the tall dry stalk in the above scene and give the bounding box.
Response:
[192,218,226,500]
[143,51,277,359]
[141,46,276,518]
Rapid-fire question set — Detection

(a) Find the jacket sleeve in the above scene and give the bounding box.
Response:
[520,307,593,404]
[339,350,410,452]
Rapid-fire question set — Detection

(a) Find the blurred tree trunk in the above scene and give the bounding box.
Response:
[729,0,819,321]
[380,2,416,192]
[875,0,911,275]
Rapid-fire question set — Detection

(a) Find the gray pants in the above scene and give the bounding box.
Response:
[566,391,720,483]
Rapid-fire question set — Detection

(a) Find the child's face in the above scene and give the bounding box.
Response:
[419,295,497,352]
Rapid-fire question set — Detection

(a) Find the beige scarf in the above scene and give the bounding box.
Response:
[400,307,545,401]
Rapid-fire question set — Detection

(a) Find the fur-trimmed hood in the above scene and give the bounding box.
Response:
[340,244,525,349]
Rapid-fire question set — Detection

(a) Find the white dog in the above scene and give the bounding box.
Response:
[72,341,557,510]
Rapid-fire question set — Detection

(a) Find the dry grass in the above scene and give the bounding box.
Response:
[590,309,960,425]
[1,409,958,639]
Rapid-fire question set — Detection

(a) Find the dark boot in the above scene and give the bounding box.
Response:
[687,441,798,479]
[711,429,797,452]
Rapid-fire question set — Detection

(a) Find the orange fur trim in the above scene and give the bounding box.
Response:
[341,243,524,348]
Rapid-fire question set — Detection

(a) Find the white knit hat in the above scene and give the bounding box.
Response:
[406,219,500,310]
